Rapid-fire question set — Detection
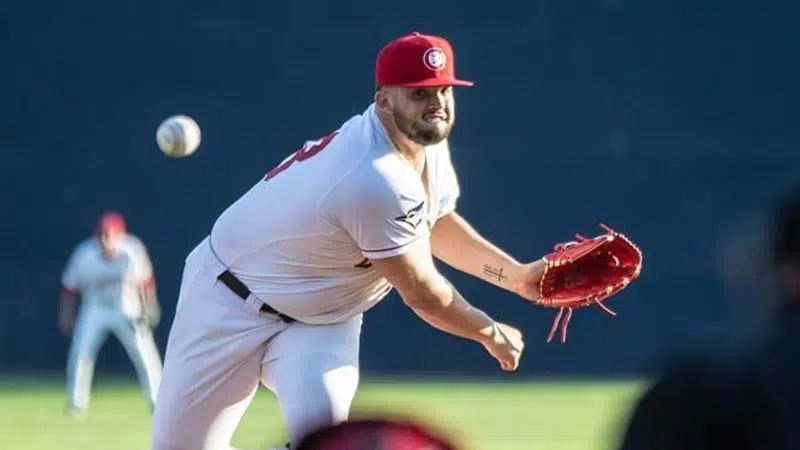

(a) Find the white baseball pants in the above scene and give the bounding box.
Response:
[66,303,163,411]
[151,239,362,450]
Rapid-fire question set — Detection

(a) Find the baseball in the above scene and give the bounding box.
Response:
[156,115,201,158]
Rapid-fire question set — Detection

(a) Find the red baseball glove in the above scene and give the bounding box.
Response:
[537,224,643,343]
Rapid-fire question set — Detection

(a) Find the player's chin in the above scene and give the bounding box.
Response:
[424,118,451,131]
[413,125,450,146]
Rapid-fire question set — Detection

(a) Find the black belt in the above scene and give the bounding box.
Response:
[217,270,296,323]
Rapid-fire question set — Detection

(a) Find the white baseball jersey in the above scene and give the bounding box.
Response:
[61,234,154,318]
[209,102,461,324]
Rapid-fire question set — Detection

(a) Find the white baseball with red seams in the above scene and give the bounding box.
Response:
[156,115,201,157]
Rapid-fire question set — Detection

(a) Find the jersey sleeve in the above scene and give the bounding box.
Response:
[436,144,461,218]
[438,166,460,219]
[328,178,430,260]
[343,193,429,259]
[126,236,155,286]
[60,243,84,294]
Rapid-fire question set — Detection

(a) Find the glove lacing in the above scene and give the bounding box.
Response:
[546,301,617,343]
[545,231,618,343]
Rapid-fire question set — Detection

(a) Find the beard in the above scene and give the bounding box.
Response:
[392,108,453,146]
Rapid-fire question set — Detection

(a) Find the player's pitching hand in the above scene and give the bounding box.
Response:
[481,322,524,371]
[512,259,547,302]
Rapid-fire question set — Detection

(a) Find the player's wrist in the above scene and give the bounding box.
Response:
[477,321,500,346]
[510,259,546,297]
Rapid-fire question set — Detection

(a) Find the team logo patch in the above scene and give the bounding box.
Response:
[395,201,425,229]
[423,48,447,71]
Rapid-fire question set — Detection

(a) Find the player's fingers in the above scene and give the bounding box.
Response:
[505,353,519,370]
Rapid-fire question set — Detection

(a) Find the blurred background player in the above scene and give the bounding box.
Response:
[615,182,800,449]
[59,210,163,418]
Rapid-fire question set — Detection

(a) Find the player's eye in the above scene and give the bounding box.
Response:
[411,89,427,100]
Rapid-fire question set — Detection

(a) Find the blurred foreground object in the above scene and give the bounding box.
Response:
[295,418,459,450]
[615,183,800,450]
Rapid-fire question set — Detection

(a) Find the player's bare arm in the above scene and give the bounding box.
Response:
[369,240,524,371]
[431,211,545,301]
[138,278,158,308]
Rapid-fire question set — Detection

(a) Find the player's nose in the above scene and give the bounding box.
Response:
[431,91,447,108]
[422,90,446,109]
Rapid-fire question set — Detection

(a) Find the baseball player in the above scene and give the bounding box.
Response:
[59,211,163,418]
[152,32,549,450]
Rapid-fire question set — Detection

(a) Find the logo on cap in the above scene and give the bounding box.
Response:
[423,48,447,71]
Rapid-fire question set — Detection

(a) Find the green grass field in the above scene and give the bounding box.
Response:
[0,376,646,450]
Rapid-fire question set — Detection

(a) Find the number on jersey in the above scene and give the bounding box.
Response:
[265,131,339,181]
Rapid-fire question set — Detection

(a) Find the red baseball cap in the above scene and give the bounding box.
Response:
[375,32,474,88]
[95,211,127,235]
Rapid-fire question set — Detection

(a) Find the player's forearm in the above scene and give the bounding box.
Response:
[431,212,523,293]
[140,284,159,307]
[405,277,496,344]
[59,292,76,318]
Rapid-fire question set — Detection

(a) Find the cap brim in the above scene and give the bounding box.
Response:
[400,78,474,87]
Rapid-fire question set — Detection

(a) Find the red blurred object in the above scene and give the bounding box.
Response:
[95,210,127,235]
[296,418,459,450]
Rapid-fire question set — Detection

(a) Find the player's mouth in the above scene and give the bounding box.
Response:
[423,112,448,123]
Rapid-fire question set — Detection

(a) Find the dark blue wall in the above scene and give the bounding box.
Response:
[2,0,798,376]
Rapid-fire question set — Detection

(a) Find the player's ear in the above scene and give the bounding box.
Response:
[374,88,392,113]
